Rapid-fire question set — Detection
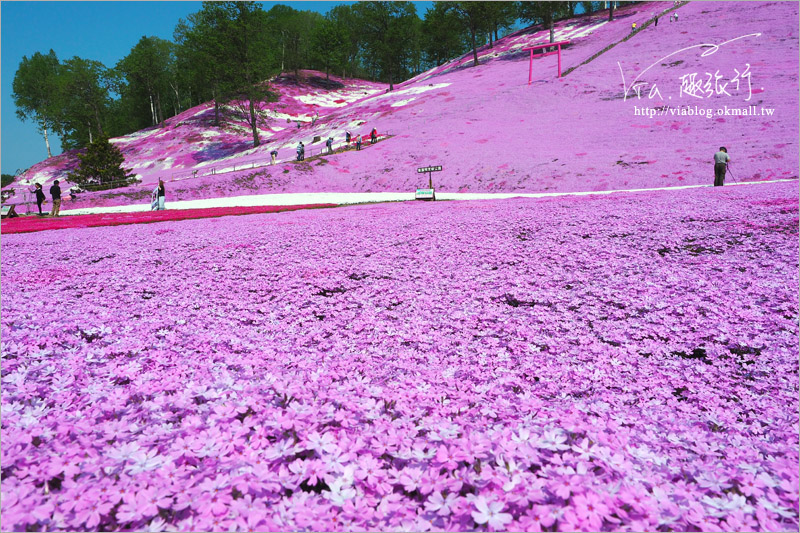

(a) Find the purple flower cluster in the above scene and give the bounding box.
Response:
[1,183,798,531]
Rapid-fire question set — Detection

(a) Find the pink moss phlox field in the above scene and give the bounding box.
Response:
[0,204,336,234]
[5,2,797,209]
[2,183,798,532]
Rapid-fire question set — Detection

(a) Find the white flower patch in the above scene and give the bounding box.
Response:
[569,20,609,39]
[111,128,161,144]
[294,86,384,107]
[391,97,417,107]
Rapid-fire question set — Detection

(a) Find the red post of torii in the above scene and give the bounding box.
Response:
[522,40,571,84]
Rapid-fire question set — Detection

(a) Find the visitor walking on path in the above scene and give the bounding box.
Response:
[326,137,334,154]
[654,15,658,27]
[297,142,305,161]
[356,134,362,151]
[32,183,46,215]
[271,149,278,165]
[157,179,166,210]
[49,180,62,217]
[370,128,378,144]
[713,147,730,187]
[150,185,159,211]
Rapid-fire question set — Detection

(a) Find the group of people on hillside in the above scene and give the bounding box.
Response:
[290,128,380,161]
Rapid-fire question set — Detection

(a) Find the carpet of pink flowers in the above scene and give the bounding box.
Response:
[6,1,797,210]
[1,182,798,532]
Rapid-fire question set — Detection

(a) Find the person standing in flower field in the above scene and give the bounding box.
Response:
[713,147,730,187]
[356,134,362,151]
[32,183,46,215]
[346,131,351,146]
[654,15,659,27]
[270,149,278,165]
[370,128,378,144]
[157,179,166,209]
[49,180,61,217]
[326,137,334,154]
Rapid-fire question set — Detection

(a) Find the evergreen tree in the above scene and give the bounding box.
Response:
[67,137,135,188]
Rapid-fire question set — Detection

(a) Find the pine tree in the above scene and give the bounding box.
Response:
[67,137,135,189]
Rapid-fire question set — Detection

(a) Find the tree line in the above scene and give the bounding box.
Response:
[13,1,628,157]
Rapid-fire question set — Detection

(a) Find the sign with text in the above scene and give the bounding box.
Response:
[415,188,435,200]
[417,166,442,173]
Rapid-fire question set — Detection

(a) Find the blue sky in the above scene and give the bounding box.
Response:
[1,1,434,176]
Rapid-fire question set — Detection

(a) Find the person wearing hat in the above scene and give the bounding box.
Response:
[713,147,730,187]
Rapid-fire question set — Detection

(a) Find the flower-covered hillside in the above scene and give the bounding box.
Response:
[7,72,387,200]
[1,181,798,531]
[4,1,798,209]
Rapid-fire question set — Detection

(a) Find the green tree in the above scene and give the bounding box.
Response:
[265,5,322,77]
[421,4,468,67]
[174,4,231,127]
[1,174,15,188]
[327,5,363,78]
[218,2,279,147]
[483,3,517,47]
[55,57,113,149]
[66,136,134,188]
[12,50,61,158]
[354,1,420,90]
[311,17,348,80]
[116,36,175,129]
[451,2,491,67]
[518,1,570,43]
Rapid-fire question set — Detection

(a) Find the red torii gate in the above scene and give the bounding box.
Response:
[522,40,571,84]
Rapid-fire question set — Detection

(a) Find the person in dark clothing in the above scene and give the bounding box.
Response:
[713,147,730,187]
[346,131,351,145]
[370,128,377,144]
[356,135,362,151]
[326,137,334,154]
[32,183,46,215]
[654,15,659,26]
[49,180,62,217]
[157,179,166,210]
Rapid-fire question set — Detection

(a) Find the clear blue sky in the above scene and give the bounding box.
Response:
[1,1,434,176]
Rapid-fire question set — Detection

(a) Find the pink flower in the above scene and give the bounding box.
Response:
[553,474,584,500]
[519,504,556,532]
[74,499,114,528]
[472,497,513,530]
[572,491,611,530]
[425,491,458,516]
